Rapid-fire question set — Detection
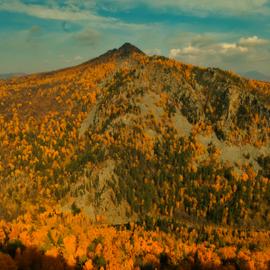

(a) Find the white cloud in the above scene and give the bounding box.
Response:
[98,0,270,16]
[181,45,201,55]
[0,0,152,34]
[169,41,248,59]
[168,33,270,75]
[145,48,162,55]
[152,0,268,15]
[239,36,269,46]
[1,0,269,35]
[169,48,182,58]
[8,0,266,20]
[0,0,104,21]
[219,43,248,53]
[169,45,201,58]
[220,43,238,50]
[169,35,270,61]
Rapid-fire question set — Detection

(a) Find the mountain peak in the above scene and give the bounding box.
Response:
[117,42,145,56]
[84,43,144,65]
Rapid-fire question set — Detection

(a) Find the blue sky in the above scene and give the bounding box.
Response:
[0,0,269,76]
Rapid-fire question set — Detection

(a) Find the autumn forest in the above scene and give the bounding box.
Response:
[0,43,270,269]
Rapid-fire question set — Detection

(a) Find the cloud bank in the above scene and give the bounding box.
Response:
[169,34,270,74]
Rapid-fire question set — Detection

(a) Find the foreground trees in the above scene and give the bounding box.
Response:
[0,209,270,270]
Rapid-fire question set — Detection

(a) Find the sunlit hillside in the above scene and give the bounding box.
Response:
[0,43,269,270]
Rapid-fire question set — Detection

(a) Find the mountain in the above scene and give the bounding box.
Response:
[0,72,26,79]
[242,70,270,82]
[0,42,269,223]
[0,43,270,269]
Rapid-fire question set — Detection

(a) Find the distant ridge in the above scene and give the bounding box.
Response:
[0,73,26,79]
[242,70,270,82]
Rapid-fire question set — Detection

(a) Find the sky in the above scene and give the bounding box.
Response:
[0,0,270,77]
